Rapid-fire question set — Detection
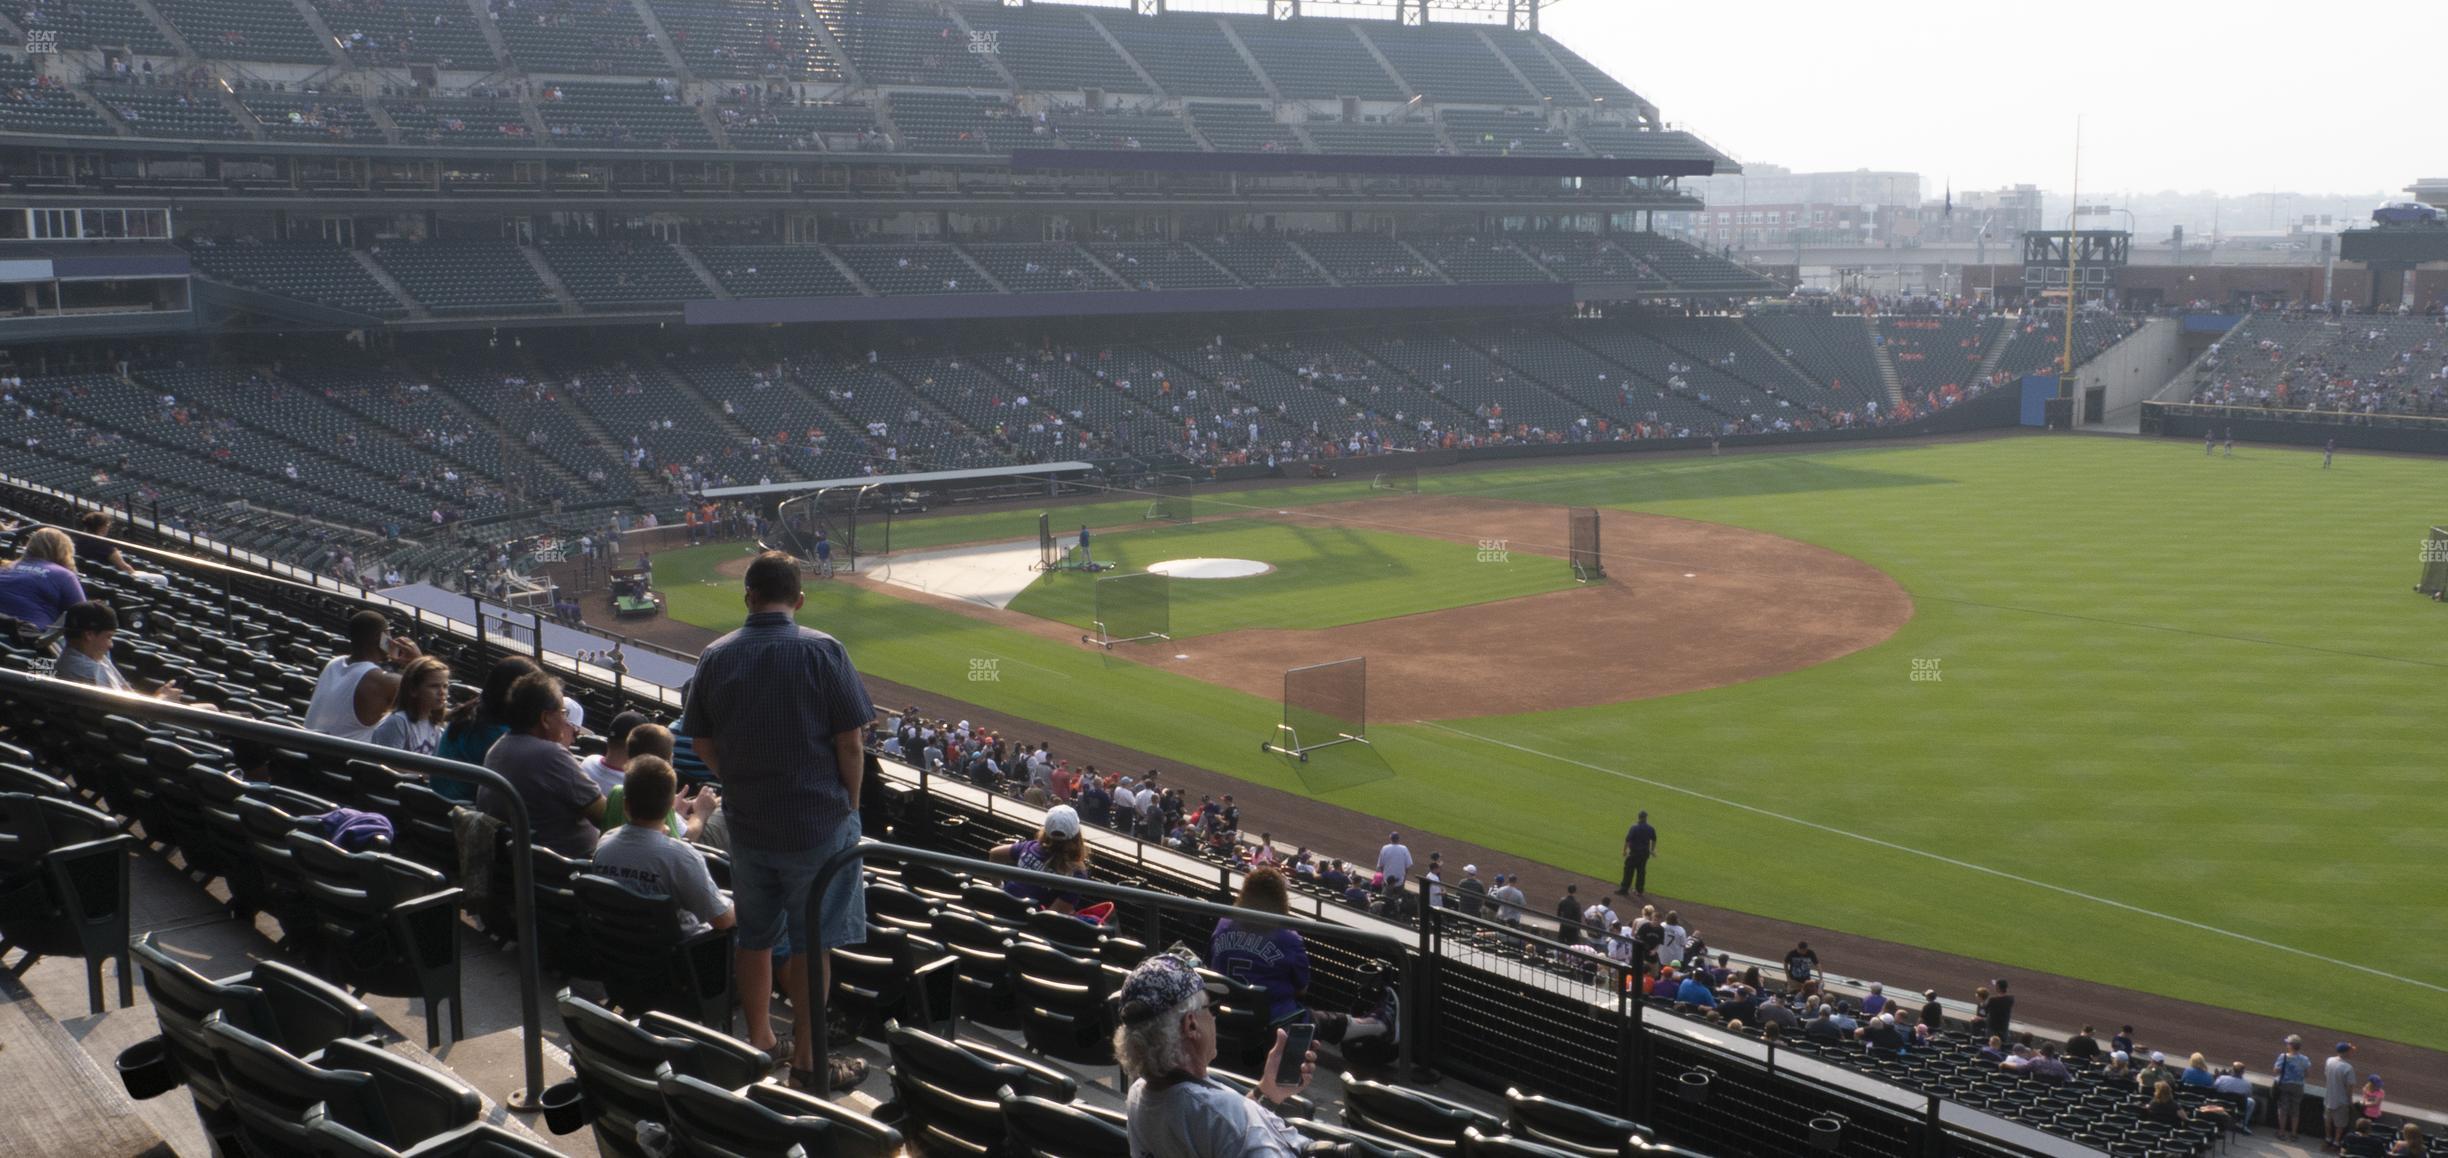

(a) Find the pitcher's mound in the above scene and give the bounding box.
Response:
[1145,558,1274,579]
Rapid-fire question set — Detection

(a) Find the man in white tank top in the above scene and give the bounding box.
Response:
[303,610,420,743]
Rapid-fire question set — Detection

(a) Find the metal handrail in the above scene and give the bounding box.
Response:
[0,667,554,1112]
[800,836,1420,1089]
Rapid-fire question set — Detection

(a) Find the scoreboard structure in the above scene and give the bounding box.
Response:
[2021,229,2129,303]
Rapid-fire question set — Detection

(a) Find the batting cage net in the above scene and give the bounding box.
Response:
[1142,474,1195,524]
[1083,571,1171,648]
[767,484,894,575]
[2420,526,2448,596]
[767,492,842,572]
[1262,657,1370,761]
[1569,506,1604,583]
[1369,463,1420,494]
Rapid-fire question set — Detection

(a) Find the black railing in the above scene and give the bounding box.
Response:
[0,667,556,1112]
[909,784,2093,1158]
[800,837,1423,1095]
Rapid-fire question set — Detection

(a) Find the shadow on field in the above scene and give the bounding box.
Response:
[1280,740,1397,796]
[1461,456,1951,507]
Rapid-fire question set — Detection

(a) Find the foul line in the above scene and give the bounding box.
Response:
[1416,720,2448,995]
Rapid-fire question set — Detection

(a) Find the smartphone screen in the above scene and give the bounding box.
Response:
[1275,1023,1315,1085]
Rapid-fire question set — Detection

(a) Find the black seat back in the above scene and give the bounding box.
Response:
[1024,907,1104,950]
[205,1015,372,1158]
[573,873,686,972]
[558,992,677,1158]
[1461,1128,1585,1158]
[1341,1071,1497,1149]
[635,1011,772,1090]
[741,1083,903,1158]
[1503,1087,1652,1153]
[572,873,734,1030]
[1294,1118,1444,1157]
[889,1020,1077,1101]
[307,1118,565,1158]
[313,1037,483,1149]
[133,934,262,1119]
[656,1070,834,1158]
[250,959,381,1050]
[999,1086,1129,1158]
[1007,938,1101,987]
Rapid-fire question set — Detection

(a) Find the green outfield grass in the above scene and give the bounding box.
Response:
[1003,519,1574,637]
[657,437,2448,1048]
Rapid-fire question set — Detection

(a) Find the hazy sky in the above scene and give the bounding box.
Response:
[1539,0,2438,199]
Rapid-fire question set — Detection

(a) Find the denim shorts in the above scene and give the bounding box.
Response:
[730,813,867,955]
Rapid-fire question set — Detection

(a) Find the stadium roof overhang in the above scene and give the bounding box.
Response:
[6,190,1704,216]
[0,135,1719,181]
[1009,148,1714,180]
[684,281,1574,327]
[703,462,1097,500]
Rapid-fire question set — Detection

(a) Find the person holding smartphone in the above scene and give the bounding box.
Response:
[303,610,423,743]
[51,601,179,700]
[1116,946,1314,1157]
[1210,866,1390,1054]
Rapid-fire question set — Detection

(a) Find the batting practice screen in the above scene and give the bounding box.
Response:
[1143,474,1194,523]
[1085,570,1170,647]
[1370,463,1419,494]
[1264,657,1370,760]
[2422,525,2448,596]
[1569,506,1605,582]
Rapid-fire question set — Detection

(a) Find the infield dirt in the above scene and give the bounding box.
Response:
[719,494,1915,719]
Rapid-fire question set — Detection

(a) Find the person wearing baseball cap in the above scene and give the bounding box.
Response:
[2272,1033,2310,1142]
[989,804,1112,923]
[2136,1051,2174,1095]
[2323,1042,2357,1149]
[1114,945,1314,1156]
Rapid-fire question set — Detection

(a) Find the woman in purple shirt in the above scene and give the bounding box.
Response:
[1210,867,1390,1051]
[989,805,1112,923]
[0,528,85,629]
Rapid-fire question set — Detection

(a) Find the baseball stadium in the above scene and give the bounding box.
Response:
[0,0,2440,1155]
